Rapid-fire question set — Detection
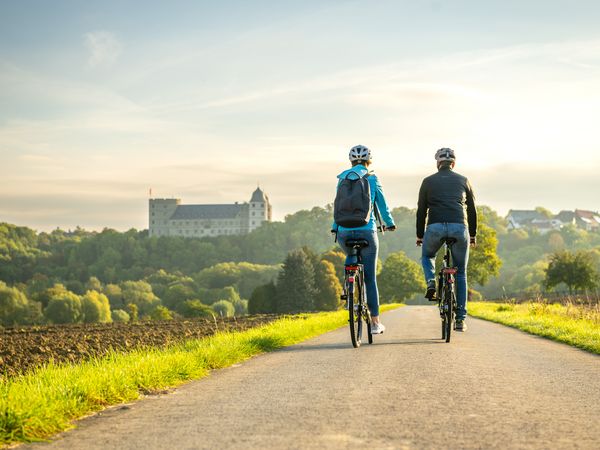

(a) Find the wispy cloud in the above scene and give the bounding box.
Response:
[84,31,122,68]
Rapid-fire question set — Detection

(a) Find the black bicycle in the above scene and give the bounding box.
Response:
[340,239,372,348]
[438,238,458,343]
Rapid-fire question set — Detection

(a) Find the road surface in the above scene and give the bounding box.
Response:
[27,306,600,449]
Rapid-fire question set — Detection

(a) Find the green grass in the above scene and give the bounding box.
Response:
[0,304,402,445]
[469,301,600,354]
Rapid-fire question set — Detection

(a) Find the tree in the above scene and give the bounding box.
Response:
[320,249,346,285]
[127,303,139,322]
[248,282,277,314]
[314,260,342,310]
[212,300,235,317]
[545,250,598,294]
[44,290,82,324]
[468,223,502,286]
[379,251,426,302]
[163,283,197,310]
[103,283,124,309]
[0,281,30,326]
[120,280,160,315]
[276,249,317,313]
[81,290,112,323]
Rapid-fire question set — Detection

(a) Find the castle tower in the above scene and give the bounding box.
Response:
[248,187,271,232]
[149,198,181,237]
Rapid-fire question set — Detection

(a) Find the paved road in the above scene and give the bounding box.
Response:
[28,306,600,449]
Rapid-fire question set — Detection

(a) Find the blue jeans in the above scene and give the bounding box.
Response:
[337,228,380,317]
[421,223,469,321]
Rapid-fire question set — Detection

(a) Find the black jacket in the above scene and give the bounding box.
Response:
[416,167,477,239]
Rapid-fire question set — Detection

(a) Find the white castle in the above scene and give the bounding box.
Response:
[149,187,272,237]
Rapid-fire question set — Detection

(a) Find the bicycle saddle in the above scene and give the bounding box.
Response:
[345,239,369,249]
[440,237,458,245]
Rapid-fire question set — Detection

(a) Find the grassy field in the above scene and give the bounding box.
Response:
[469,301,600,354]
[0,304,402,445]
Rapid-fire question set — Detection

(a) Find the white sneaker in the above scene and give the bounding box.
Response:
[371,322,385,334]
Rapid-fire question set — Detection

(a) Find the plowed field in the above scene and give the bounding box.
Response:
[0,315,278,378]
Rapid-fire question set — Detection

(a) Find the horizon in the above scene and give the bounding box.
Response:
[2,1,600,231]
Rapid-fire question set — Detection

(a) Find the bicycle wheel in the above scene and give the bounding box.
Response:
[361,272,373,344]
[444,285,453,343]
[348,279,361,348]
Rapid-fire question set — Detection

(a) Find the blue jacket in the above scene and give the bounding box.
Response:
[332,164,395,232]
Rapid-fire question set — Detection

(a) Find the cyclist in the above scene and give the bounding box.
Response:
[332,145,396,334]
[416,148,477,332]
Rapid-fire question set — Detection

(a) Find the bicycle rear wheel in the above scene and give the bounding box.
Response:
[444,285,453,343]
[361,273,373,344]
[348,278,362,348]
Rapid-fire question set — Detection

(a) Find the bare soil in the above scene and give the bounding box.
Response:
[0,315,278,378]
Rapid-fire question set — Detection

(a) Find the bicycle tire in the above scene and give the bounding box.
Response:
[348,279,361,348]
[362,272,373,344]
[445,284,453,343]
[441,316,446,340]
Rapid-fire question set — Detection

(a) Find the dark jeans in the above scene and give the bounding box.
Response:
[337,228,380,317]
[421,223,469,321]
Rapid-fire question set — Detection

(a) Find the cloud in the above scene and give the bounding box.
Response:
[84,31,122,68]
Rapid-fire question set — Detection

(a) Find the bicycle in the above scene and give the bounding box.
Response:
[340,239,373,348]
[437,238,458,343]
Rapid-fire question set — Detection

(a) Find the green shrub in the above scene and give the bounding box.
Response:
[111,309,130,323]
[212,300,235,317]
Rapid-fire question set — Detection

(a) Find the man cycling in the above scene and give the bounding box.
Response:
[332,145,396,334]
[416,148,477,332]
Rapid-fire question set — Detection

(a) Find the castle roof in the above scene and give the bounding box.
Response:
[170,204,242,220]
[250,187,268,203]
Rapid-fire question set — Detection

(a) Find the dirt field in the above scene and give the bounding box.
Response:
[0,315,278,378]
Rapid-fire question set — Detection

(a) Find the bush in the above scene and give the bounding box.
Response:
[177,299,214,318]
[468,289,483,302]
[150,305,173,321]
[81,290,112,323]
[212,300,235,317]
[111,309,130,323]
[232,298,249,316]
[44,290,82,324]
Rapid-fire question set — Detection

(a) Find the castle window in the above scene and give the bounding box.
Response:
[152,220,155,224]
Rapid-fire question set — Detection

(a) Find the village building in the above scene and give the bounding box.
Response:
[506,208,600,233]
[148,187,272,237]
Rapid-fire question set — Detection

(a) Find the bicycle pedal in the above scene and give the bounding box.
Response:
[340,294,348,300]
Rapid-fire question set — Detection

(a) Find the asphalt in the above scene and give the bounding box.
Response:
[26,306,600,450]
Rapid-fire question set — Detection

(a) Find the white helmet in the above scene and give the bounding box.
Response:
[349,145,371,162]
[435,147,456,162]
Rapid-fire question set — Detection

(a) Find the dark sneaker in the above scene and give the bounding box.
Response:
[455,320,467,332]
[425,280,437,301]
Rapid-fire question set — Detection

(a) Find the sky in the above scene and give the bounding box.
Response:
[1,0,600,231]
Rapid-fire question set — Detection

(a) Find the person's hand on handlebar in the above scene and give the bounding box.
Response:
[470,236,477,247]
[416,238,423,247]
[385,225,396,231]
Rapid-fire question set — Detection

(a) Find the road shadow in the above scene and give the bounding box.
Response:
[275,338,444,353]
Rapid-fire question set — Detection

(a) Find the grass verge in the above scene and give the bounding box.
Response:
[0,304,402,445]
[469,301,600,354]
